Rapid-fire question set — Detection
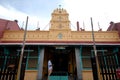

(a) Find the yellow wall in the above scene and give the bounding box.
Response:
[24,70,37,80]
[1,30,119,42]
[24,70,93,80]
[82,70,93,80]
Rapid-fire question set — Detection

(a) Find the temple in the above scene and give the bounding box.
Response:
[0,7,120,80]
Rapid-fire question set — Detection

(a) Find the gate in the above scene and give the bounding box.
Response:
[91,52,120,80]
[0,54,27,80]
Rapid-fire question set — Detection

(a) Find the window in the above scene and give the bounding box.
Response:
[82,47,92,70]
[23,47,38,70]
[58,33,63,39]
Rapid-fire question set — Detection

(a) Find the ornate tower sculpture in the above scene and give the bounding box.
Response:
[49,6,71,40]
[50,6,71,30]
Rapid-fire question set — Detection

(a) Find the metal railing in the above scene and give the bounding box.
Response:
[91,52,120,80]
[0,54,27,80]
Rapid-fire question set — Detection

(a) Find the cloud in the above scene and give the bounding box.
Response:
[1,0,120,31]
[0,0,64,30]
[0,5,27,20]
[0,5,50,30]
[62,0,120,31]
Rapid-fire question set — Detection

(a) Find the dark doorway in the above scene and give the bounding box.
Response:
[43,46,76,79]
[53,51,68,72]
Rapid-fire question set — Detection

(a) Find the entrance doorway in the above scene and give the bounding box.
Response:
[53,51,68,72]
[43,46,77,79]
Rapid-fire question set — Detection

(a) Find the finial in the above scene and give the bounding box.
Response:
[59,5,61,9]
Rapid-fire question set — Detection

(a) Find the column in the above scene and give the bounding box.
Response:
[37,46,44,80]
[75,47,83,80]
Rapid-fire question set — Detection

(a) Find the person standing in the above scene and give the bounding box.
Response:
[48,59,53,76]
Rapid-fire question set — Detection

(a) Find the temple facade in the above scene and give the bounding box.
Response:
[0,7,120,80]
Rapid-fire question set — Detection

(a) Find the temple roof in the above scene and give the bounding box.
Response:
[0,19,20,38]
[0,7,120,45]
[107,21,120,36]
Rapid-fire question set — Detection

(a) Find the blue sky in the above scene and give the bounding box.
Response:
[0,0,62,17]
[0,0,120,31]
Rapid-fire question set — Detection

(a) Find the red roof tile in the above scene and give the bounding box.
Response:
[107,22,120,37]
[0,18,20,38]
